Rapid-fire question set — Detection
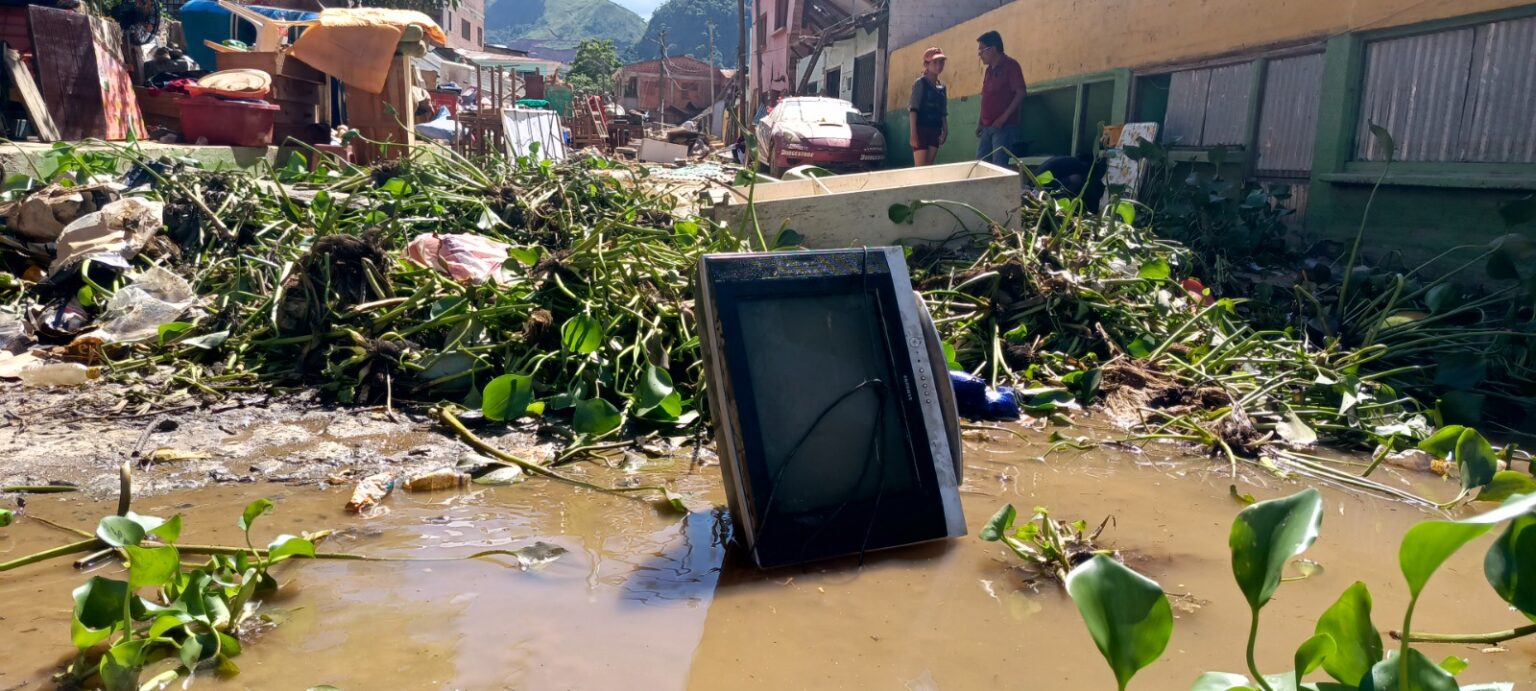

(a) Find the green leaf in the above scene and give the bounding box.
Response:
[509,246,541,266]
[1417,425,1465,458]
[157,321,194,344]
[1359,649,1456,691]
[1314,582,1383,685]
[78,284,95,307]
[239,498,274,532]
[1115,201,1136,225]
[482,374,534,422]
[1438,656,1468,676]
[1424,283,1457,314]
[124,545,180,589]
[1066,555,1173,690]
[71,577,129,650]
[1002,323,1029,344]
[1293,633,1336,687]
[0,507,12,527]
[180,634,205,671]
[1484,513,1536,621]
[888,202,915,224]
[674,220,700,236]
[1019,387,1076,414]
[560,315,604,354]
[99,639,149,691]
[1454,427,1499,493]
[1138,259,1171,281]
[1229,488,1324,610]
[771,228,806,249]
[1400,493,1536,600]
[634,365,681,418]
[126,512,181,544]
[942,342,962,371]
[266,534,317,564]
[1477,471,1536,503]
[572,398,622,436]
[97,515,147,547]
[660,488,689,514]
[1127,336,1156,359]
[1063,368,1103,405]
[980,504,1016,542]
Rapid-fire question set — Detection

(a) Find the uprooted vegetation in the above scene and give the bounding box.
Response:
[0,141,1531,510]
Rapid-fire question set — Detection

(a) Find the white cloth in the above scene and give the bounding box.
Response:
[503,108,566,162]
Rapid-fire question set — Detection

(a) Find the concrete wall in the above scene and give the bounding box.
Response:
[885,0,1534,109]
[879,0,1536,268]
[794,26,880,102]
[888,0,1011,52]
[442,0,485,50]
[752,0,802,105]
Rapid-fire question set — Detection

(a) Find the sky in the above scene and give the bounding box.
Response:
[612,0,665,19]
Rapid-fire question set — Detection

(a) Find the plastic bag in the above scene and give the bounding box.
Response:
[948,371,1021,421]
[405,233,511,284]
[49,197,165,275]
[82,266,197,344]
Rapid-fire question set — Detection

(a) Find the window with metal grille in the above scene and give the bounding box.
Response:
[1161,62,1254,147]
[1355,16,1536,163]
[1255,53,1325,178]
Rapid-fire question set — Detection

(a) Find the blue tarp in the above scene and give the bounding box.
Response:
[179,1,318,70]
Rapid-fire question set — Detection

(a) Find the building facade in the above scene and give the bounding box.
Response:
[441,0,485,51]
[618,56,732,124]
[882,0,1536,261]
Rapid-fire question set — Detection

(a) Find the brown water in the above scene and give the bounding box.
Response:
[2,433,1534,690]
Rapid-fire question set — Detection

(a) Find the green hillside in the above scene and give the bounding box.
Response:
[485,0,646,50]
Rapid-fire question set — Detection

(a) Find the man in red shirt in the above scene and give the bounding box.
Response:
[975,31,1027,167]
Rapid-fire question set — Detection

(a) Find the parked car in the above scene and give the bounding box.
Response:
[755,97,886,177]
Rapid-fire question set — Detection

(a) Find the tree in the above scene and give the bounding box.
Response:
[632,0,741,66]
[564,39,623,95]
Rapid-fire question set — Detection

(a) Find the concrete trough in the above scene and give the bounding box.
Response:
[706,161,1021,248]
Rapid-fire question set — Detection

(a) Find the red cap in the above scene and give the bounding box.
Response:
[923,47,947,63]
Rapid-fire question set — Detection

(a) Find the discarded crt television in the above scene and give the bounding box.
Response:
[697,247,965,568]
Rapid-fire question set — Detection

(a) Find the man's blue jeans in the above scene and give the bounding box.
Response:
[976,126,1016,167]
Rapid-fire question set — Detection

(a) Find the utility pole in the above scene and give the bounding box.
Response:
[707,20,717,137]
[652,29,670,125]
[737,0,748,137]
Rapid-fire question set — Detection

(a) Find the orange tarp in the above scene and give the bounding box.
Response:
[288,8,445,94]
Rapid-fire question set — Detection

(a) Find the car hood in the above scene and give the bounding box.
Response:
[778,121,883,147]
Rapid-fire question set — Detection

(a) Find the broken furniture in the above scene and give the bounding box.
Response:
[706,161,1020,248]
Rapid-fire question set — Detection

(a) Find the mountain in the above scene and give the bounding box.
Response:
[632,0,741,66]
[485,0,647,52]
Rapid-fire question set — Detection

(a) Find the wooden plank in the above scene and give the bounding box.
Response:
[28,6,103,140]
[4,46,60,141]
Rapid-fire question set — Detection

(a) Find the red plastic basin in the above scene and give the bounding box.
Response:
[178,96,280,147]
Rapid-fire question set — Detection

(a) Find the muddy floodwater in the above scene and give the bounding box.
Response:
[2,429,1534,689]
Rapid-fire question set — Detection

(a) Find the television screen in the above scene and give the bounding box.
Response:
[698,248,965,568]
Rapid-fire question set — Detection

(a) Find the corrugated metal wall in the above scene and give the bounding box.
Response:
[1203,63,1254,146]
[1463,16,1536,164]
[1256,53,1325,177]
[1356,28,1475,161]
[1162,63,1254,147]
[1163,69,1209,146]
[1357,17,1536,164]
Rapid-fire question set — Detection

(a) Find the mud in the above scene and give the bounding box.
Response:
[0,384,559,496]
[2,418,1534,689]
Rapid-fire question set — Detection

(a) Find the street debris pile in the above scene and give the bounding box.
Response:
[0,144,747,443]
[0,143,1531,509]
[909,194,1535,505]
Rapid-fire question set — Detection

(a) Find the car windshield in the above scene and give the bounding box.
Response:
[778,100,869,126]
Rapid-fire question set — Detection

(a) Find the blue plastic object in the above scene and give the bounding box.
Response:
[948,371,1021,421]
[179,0,318,70]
